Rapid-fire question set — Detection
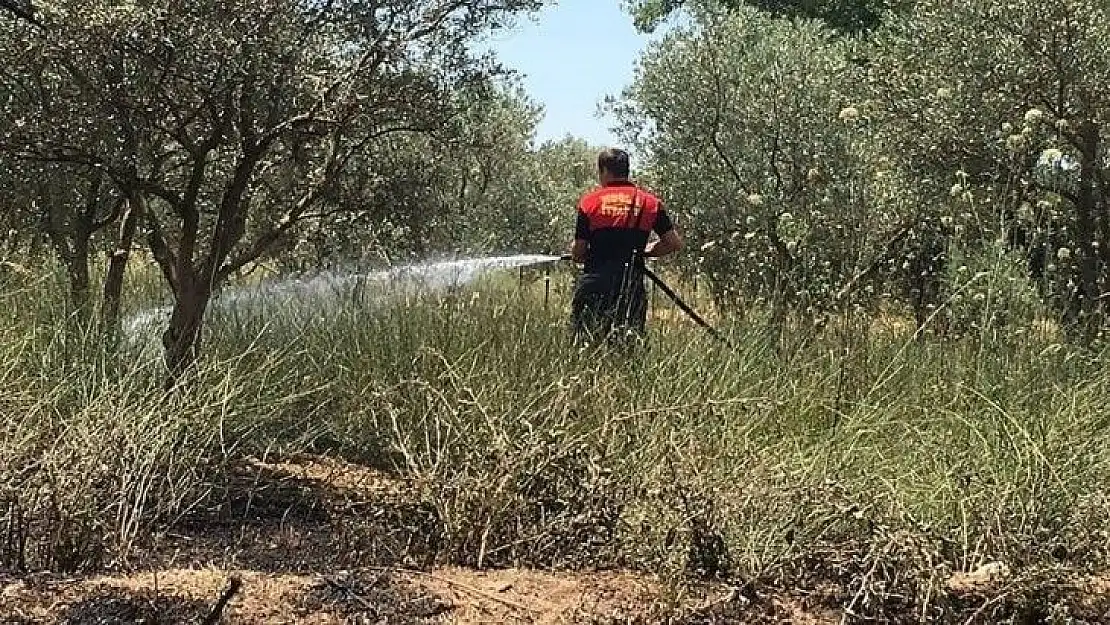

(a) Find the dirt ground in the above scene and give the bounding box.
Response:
[0,567,727,624]
[0,455,1104,624]
[1,563,845,624]
[0,456,839,624]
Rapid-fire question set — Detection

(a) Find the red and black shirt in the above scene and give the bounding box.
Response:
[575,181,673,275]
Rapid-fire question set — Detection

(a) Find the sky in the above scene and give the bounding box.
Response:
[477,0,654,148]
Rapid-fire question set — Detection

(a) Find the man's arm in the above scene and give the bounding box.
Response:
[644,207,682,258]
[645,229,682,257]
[570,208,589,263]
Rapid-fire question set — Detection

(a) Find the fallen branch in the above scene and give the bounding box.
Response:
[200,576,242,625]
[368,566,541,614]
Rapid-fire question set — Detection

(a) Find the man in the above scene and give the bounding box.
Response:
[569,148,682,346]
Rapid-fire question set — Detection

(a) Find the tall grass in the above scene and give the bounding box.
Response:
[2,261,1110,618]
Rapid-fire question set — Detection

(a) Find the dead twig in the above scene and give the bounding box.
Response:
[369,566,541,615]
[320,572,384,613]
[200,575,242,625]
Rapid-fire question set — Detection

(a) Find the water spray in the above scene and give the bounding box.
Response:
[556,255,734,349]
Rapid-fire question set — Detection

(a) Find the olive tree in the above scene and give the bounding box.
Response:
[615,7,904,326]
[626,0,898,34]
[290,83,571,266]
[1,0,545,378]
[867,0,1110,341]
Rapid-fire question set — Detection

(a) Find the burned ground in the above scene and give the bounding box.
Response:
[3,454,1109,623]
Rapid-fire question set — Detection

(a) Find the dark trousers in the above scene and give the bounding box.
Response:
[571,270,648,348]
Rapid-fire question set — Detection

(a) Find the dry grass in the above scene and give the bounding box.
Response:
[4,264,1110,622]
[3,453,1110,623]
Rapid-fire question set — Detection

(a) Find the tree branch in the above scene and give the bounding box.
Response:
[145,207,180,294]
[93,196,127,231]
[700,34,753,197]
[0,0,42,27]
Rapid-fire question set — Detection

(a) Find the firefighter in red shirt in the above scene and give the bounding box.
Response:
[568,148,683,346]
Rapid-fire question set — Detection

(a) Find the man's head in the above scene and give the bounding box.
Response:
[597,148,631,184]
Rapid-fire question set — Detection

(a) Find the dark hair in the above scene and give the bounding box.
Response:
[598,148,631,179]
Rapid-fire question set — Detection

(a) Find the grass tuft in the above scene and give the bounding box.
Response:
[2,264,1110,620]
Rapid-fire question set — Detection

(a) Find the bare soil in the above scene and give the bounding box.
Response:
[1,455,1106,624]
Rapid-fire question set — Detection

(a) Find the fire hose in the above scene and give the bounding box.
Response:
[557,254,734,349]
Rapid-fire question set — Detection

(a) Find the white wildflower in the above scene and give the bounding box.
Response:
[747,193,763,206]
[1039,148,1064,164]
[839,106,860,122]
[1024,108,1045,124]
[1057,247,1071,261]
[935,87,952,99]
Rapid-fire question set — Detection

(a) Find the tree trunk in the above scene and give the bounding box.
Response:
[101,194,141,331]
[161,270,212,386]
[44,215,92,321]
[67,233,91,319]
[1071,120,1102,344]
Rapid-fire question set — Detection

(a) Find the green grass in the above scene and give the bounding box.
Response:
[2,263,1110,620]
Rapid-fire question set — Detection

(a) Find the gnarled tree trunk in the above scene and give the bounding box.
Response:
[161,271,213,385]
[1069,119,1102,344]
[101,192,140,331]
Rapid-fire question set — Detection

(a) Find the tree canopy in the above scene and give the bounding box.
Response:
[627,0,895,34]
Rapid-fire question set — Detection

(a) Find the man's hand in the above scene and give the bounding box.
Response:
[569,239,588,263]
[645,229,683,258]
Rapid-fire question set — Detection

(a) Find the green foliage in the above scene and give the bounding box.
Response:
[616,0,1110,343]
[617,8,897,319]
[0,0,553,371]
[0,0,41,26]
[627,0,896,34]
[867,0,1110,341]
[940,239,1047,341]
[284,87,602,268]
[8,0,1110,617]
